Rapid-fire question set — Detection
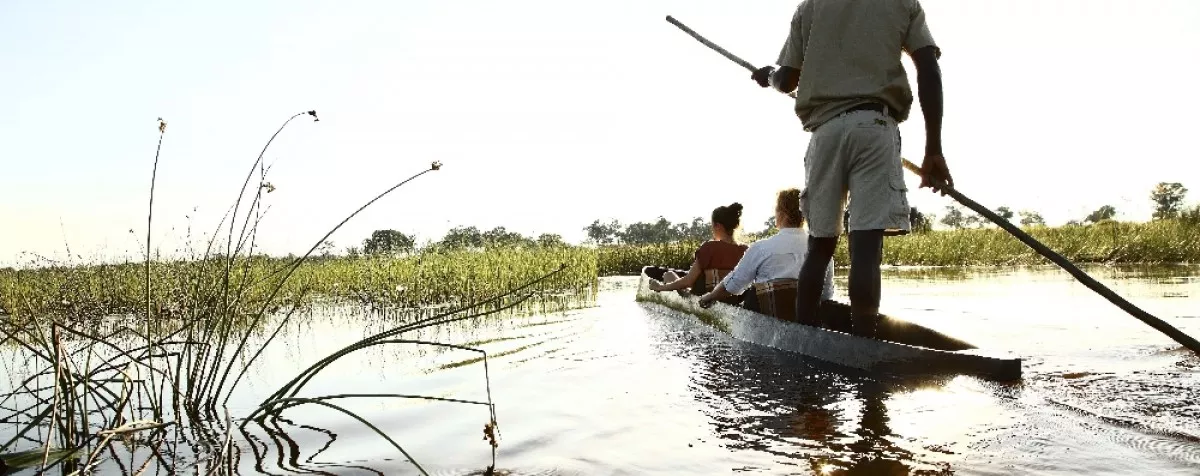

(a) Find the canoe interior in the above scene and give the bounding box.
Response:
[635,274,1022,382]
[809,298,975,351]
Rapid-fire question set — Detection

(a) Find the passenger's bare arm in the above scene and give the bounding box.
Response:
[649,261,702,292]
[698,282,733,308]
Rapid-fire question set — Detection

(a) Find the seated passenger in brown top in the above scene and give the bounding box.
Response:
[643,203,749,304]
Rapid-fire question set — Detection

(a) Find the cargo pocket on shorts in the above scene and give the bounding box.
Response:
[887,165,911,235]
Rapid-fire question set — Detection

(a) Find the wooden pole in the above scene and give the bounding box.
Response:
[664,14,1200,355]
[665,16,758,72]
[897,159,1200,354]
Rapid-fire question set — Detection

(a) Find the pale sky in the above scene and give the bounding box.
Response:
[2,0,1198,266]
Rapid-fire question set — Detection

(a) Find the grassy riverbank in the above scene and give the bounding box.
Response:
[4,219,1195,321]
[0,247,598,321]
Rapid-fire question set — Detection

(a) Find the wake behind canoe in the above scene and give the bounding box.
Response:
[634,274,1022,382]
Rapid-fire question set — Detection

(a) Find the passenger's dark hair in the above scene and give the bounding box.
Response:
[776,188,803,226]
[712,202,743,232]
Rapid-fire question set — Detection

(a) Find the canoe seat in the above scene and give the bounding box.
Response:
[703,268,732,292]
[692,268,742,305]
[752,279,799,322]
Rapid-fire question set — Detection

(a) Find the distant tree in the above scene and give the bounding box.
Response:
[1019,210,1045,227]
[439,226,484,249]
[940,205,966,229]
[749,216,776,239]
[346,246,362,258]
[317,240,337,258]
[362,230,414,255]
[482,226,531,247]
[584,219,621,245]
[909,207,932,233]
[536,233,567,248]
[619,217,676,245]
[1151,182,1188,220]
[964,214,986,228]
[1181,205,1200,225]
[1085,205,1117,224]
[673,217,710,242]
[995,206,1015,221]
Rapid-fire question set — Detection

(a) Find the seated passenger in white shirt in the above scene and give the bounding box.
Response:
[698,188,835,321]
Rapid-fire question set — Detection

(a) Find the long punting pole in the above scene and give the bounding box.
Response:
[663,14,1200,355]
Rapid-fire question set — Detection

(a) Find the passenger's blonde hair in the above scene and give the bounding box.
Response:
[776,188,803,226]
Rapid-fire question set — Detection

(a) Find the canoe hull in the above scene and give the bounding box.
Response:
[634,275,1022,382]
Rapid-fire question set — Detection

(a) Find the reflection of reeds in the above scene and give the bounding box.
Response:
[0,111,555,475]
[243,267,568,475]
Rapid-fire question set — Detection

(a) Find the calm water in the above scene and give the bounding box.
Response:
[8,265,1200,475]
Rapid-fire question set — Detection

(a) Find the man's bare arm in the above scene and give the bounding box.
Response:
[910,45,953,192]
[911,46,942,156]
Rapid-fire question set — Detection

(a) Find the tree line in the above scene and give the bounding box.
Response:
[937,181,1193,229]
[341,182,1193,255]
[586,206,936,246]
[339,226,568,257]
[583,217,714,246]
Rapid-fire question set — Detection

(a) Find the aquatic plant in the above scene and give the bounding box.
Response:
[0,111,559,475]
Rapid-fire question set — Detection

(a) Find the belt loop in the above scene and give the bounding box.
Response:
[882,104,890,120]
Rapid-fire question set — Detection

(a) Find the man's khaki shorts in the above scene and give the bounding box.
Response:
[800,109,911,238]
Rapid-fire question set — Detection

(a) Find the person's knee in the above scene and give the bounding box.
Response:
[808,236,838,258]
[848,231,884,259]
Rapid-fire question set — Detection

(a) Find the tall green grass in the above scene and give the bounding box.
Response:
[298,247,597,309]
[589,219,1200,275]
[868,220,1199,266]
[1,247,598,323]
[7,219,1193,323]
[596,241,701,276]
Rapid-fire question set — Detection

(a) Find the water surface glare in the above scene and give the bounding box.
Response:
[10,265,1200,475]
[212,265,1200,475]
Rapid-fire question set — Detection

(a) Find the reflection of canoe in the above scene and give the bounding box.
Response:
[635,274,1022,382]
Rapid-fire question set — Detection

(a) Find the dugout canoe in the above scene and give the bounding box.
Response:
[634,274,1022,381]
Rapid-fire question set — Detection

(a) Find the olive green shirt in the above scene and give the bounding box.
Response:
[777,0,941,131]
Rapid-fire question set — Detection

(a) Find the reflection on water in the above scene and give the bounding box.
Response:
[1,265,1198,475]
[679,331,953,475]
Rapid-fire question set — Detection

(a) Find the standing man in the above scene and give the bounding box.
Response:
[750,0,954,336]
